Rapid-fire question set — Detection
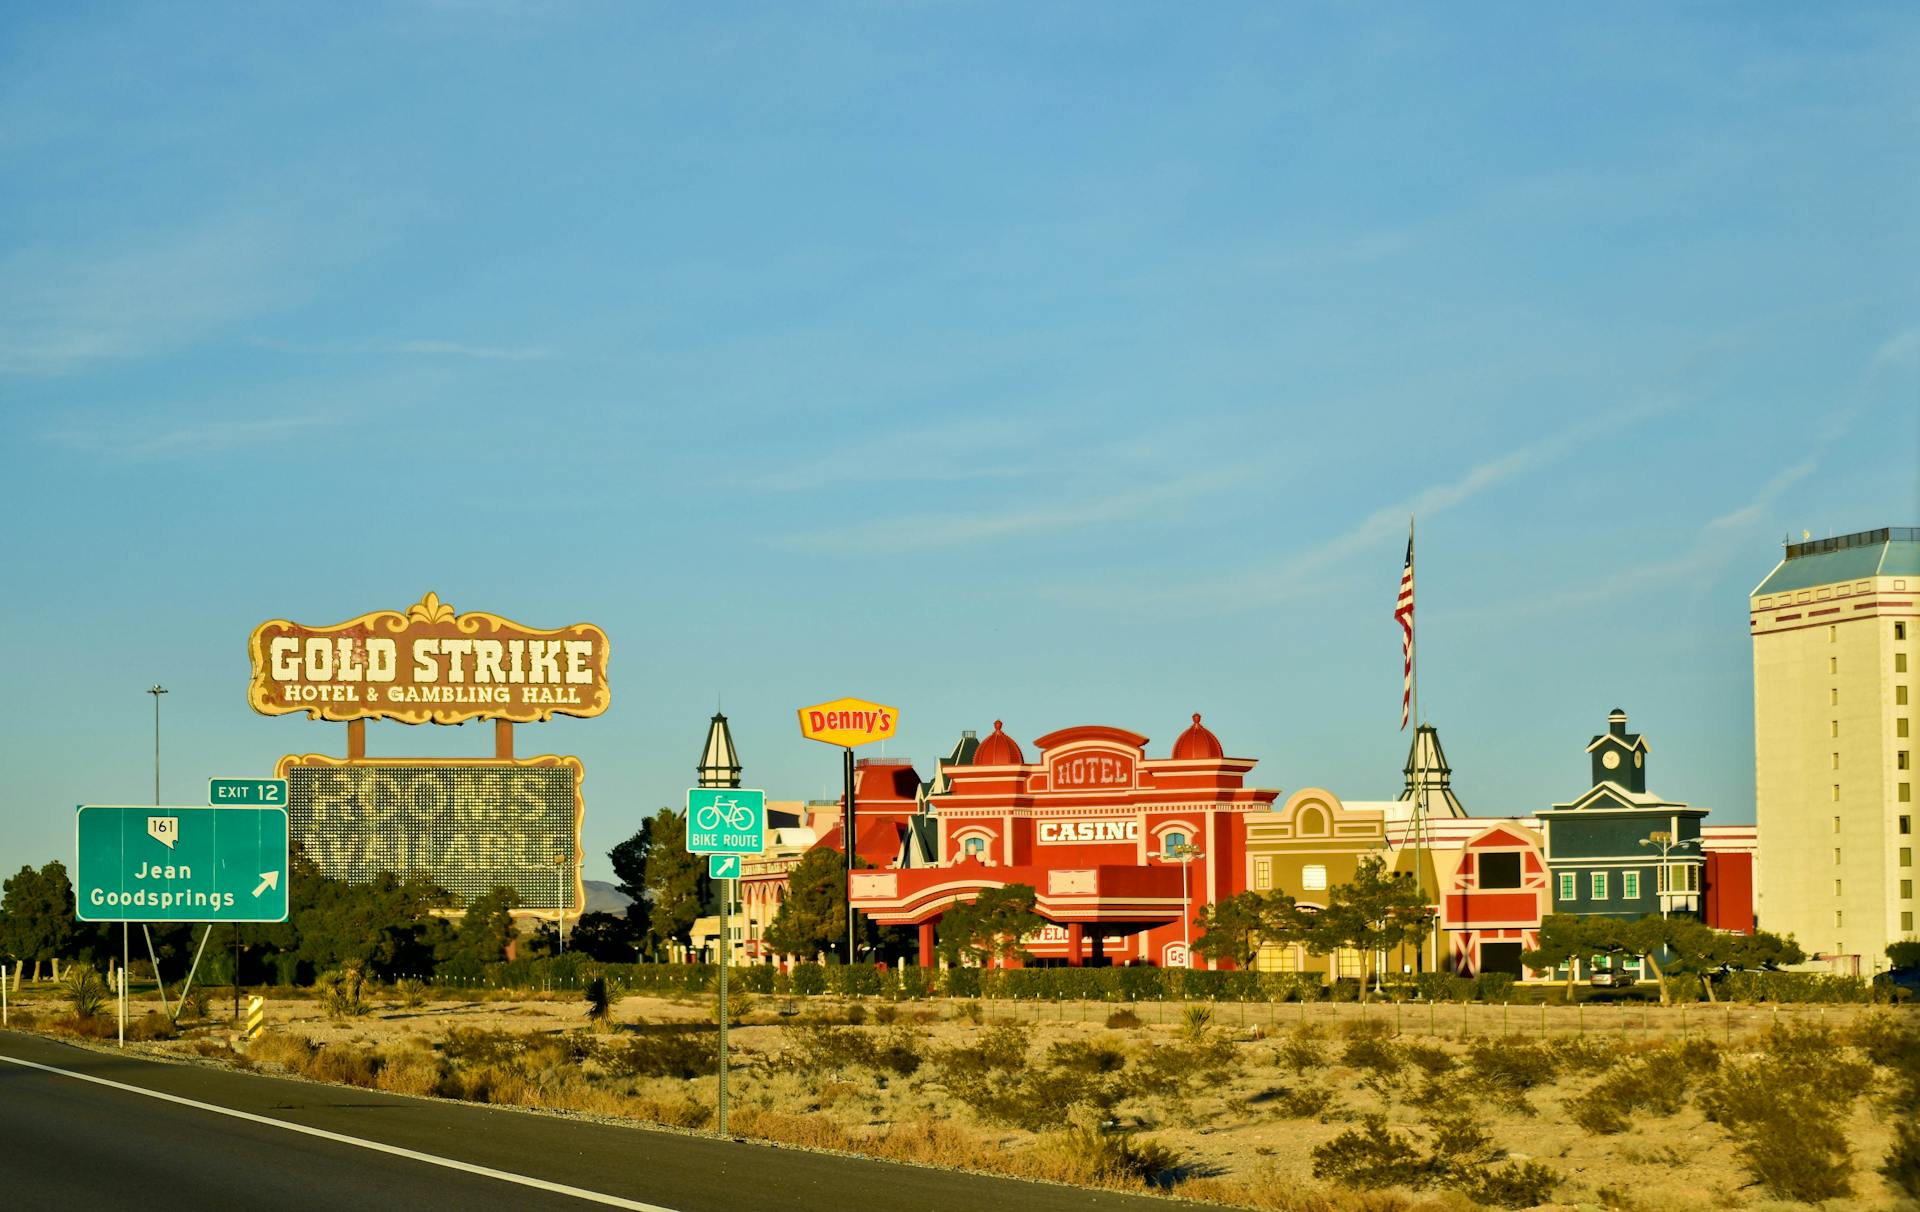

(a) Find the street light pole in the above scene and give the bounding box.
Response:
[148,685,167,802]
[1171,842,1204,970]
[1638,830,1697,919]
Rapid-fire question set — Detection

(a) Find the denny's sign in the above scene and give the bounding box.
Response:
[797,697,899,748]
[248,593,610,725]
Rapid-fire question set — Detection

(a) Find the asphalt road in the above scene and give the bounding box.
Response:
[0,1031,1183,1212]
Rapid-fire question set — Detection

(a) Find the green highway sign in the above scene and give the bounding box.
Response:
[685,788,765,855]
[209,778,287,806]
[708,853,741,879]
[75,805,290,923]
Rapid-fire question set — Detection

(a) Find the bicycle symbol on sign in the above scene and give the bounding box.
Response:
[693,796,755,833]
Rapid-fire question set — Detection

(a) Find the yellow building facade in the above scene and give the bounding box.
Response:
[1751,528,1919,974]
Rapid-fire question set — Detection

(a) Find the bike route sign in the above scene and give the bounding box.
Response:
[75,805,290,923]
[685,788,765,856]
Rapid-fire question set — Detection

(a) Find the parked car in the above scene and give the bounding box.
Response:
[1873,967,1920,1000]
[1589,967,1636,988]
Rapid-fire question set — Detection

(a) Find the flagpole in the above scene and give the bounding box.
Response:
[1408,516,1436,975]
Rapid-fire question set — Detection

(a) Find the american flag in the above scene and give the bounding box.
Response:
[1395,529,1415,729]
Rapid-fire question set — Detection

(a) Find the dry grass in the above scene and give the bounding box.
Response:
[8,985,1915,1211]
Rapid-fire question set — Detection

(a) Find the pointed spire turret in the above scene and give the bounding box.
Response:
[697,712,742,789]
[1396,723,1464,818]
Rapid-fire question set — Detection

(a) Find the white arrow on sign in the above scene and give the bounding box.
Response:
[252,871,280,898]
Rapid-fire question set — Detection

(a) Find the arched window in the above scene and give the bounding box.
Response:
[1296,805,1328,836]
[963,836,988,858]
[1162,831,1189,856]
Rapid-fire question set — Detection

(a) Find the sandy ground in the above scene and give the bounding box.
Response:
[6,986,1914,1212]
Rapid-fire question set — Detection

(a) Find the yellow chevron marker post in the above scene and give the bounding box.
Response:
[244,995,265,1040]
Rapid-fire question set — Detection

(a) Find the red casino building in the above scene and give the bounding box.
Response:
[848,715,1281,967]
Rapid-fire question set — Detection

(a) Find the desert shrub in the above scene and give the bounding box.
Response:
[1125,1032,1236,1103]
[710,991,755,1025]
[1266,1083,1337,1119]
[178,986,209,1021]
[1462,1160,1563,1209]
[787,1023,876,1074]
[1278,1025,1328,1074]
[375,1042,446,1095]
[247,1030,317,1071]
[1473,972,1516,1002]
[873,1027,922,1076]
[1311,1115,1428,1188]
[937,1023,1127,1130]
[1445,977,1474,1003]
[1884,1121,1920,1199]
[63,964,109,1020]
[1399,1041,1456,1077]
[1547,1034,1615,1074]
[843,1002,867,1026]
[735,965,776,994]
[1566,1060,1687,1135]
[1054,1126,1183,1186]
[950,999,983,1023]
[1698,1023,1870,1202]
[790,963,827,996]
[1340,1036,1404,1080]
[1180,1004,1215,1040]
[440,1027,523,1067]
[1851,1011,1920,1070]
[598,1030,716,1079]
[1341,1016,1392,1041]
[315,968,368,1018]
[584,975,622,1026]
[308,1043,381,1087]
[1414,972,1452,1002]
[1105,1007,1143,1030]
[873,1003,898,1025]
[128,1010,177,1042]
[394,977,428,1007]
[1668,1037,1720,1074]
[1463,1036,1560,1107]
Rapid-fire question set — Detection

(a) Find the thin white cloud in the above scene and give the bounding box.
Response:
[42,415,327,463]
[1869,327,1920,375]
[249,337,552,361]
[774,467,1253,554]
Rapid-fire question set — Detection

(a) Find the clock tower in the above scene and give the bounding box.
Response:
[1587,707,1648,794]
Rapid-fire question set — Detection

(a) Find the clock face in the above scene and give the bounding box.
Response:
[1602,750,1621,770]
[1634,752,1644,768]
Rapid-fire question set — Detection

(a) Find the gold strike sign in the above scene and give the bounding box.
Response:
[249,593,610,725]
[797,697,900,747]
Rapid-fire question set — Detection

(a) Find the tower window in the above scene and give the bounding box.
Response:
[1833,815,1842,833]
[1834,848,1843,865]
[1899,622,1909,641]
[1831,688,1840,706]
[1900,686,1910,706]
[1902,784,1913,803]
[1901,816,1912,835]
[1835,911,1844,928]
[1832,752,1841,770]
[1830,626,1837,642]
[1835,880,1843,896]
[1830,657,1838,674]
[1833,784,1842,801]
[1832,721,1841,738]
[1900,654,1910,673]
[1901,719,1911,738]
[1902,880,1913,900]
[1900,751,1911,770]
[1902,847,1913,866]
[1905,912,1915,932]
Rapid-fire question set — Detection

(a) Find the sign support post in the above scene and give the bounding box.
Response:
[686,791,764,1141]
[795,698,899,967]
[843,747,856,965]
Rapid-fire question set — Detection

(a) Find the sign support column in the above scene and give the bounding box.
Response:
[796,697,899,967]
[717,876,729,1136]
[843,746,856,965]
[686,790,764,1141]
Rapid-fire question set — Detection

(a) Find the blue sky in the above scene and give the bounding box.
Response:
[2,3,1915,886]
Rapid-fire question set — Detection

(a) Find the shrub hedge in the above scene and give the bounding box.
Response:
[455,958,1895,1004]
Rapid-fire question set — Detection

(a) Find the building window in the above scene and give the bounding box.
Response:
[1829,625,1837,641]
[1900,686,1911,706]
[1557,872,1576,901]
[1902,880,1913,900]
[1836,911,1844,928]
[1836,880,1844,896]
[1254,858,1272,891]
[1833,784,1842,801]
[1163,831,1188,856]
[1900,653,1910,673]
[1902,719,1912,738]
[1902,848,1913,867]
[1830,657,1839,674]
[1900,751,1911,770]
[1832,752,1841,770]
[1834,848,1843,865]
[1833,815,1842,833]
[1302,864,1328,891]
[1903,784,1913,803]
[1478,851,1523,889]
[1832,720,1841,738]
[1832,688,1840,706]
[1623,871,1641,900]
[1898,622,1909,641]
[1902,816,1912,835]
[1591,872,1609,901]
[1904,912,1915,932]
[962,836,987,859]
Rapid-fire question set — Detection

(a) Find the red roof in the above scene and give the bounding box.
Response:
[854,759,921,804]
[973,719,1025,765]
[1170,713,1223,760]
[815,819,906,867]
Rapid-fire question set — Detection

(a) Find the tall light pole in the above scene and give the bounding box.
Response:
[148,686,167,802]
[1638,830,1697,919]
[1171,842,1204,969]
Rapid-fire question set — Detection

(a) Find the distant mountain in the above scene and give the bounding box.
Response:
[583,880,634,915]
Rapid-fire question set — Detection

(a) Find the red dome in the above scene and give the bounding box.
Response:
[973,719,1025,765]
[1171,713,1223,760]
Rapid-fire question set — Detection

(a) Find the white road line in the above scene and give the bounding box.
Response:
[0,1052,682,1212]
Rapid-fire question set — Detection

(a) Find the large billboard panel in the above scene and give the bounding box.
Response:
[278,754,583,910]
[249,592,610,725]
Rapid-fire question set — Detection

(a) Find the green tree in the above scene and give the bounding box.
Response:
[607,823,652,929]
[765,845,855,962]
[642,809,709,957]
[1193,890,1287,968]
[438,885,523,975]
[1521,914,1596,999]
[1303,857,1434,998]
[1659,919,1804,1003]
[0,861,80,978]
[1888,940,1920,970]
[568,911,644,963]
[937,884,1043,968]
